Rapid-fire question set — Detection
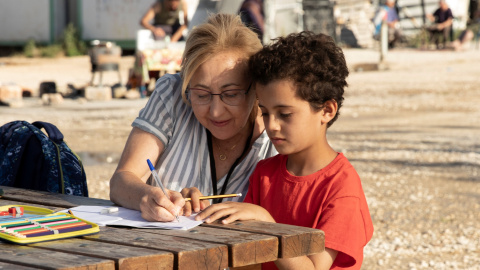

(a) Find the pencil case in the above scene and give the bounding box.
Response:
[0,204,99,245]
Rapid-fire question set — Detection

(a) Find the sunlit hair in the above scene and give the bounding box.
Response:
[249,31,349,128]
[181,13,262,98]
[180,13,262,123]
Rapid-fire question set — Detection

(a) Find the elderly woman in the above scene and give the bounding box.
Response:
[110,14,276,222]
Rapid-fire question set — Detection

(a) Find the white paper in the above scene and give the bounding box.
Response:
[65,206,203,230]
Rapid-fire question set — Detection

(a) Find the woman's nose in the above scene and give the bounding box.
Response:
[209,95,226,117]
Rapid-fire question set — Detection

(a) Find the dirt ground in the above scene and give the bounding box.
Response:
[0,47,479,269]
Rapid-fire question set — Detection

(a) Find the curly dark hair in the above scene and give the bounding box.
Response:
[249,31,349,127]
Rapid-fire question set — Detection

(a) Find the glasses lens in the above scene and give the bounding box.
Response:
[188,89,211,105]
[221,90,245,106]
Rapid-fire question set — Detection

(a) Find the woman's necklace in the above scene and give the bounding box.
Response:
[217,144,237,161]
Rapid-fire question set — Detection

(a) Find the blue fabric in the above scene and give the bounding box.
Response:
[386,6,399,22]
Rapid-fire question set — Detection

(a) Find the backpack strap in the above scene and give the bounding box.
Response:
[32,121,64,143]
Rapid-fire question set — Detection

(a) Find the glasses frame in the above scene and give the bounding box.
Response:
[186,82,253,106]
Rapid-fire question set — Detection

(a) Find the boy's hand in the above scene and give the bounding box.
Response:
[180,187,210,216]
[195,202,275,224]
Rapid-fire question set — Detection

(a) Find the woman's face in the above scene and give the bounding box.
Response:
[189,51,255,140]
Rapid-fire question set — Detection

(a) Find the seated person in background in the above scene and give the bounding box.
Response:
[373,0,402,48]
[140,0,188,42]
[238,0,264,43]
[451,28,474,51]
[426,0,454,49]
[196,31,374,270]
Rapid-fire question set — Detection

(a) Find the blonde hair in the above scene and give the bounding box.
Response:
[180,13,263,103]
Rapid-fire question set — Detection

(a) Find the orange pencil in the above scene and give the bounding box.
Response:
[20,228,50,235]
[49,222,88,230]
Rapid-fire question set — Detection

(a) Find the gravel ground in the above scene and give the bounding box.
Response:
[0,47,479,269]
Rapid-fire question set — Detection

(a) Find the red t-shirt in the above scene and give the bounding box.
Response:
[244,153,374,270]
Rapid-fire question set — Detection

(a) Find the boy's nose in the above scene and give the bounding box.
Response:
[266,116,280,132]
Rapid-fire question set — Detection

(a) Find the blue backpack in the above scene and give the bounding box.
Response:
[0,121,88,196]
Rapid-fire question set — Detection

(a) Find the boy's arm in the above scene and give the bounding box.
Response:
[274,248,337,270]
[196,202,338,270]
[195,202,275,224]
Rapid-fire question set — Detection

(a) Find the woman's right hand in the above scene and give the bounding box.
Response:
[139,186,185,222]
[181,187,211,216]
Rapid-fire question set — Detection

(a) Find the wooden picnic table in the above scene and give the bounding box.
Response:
[0,186,325,270]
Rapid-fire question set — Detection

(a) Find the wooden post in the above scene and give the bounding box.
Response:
[263,0,273,45]
[421,0,426,25]
[380,21,388,62]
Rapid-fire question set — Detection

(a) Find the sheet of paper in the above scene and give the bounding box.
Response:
[66,205,203,230]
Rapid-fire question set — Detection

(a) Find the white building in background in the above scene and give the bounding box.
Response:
[0,0,474,49]
[0,0,304,49]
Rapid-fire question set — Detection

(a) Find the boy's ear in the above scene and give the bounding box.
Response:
[321,100,338,125]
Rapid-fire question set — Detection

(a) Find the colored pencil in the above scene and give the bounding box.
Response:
[184,193,242,201]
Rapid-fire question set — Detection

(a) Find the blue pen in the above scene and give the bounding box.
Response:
[147,159,180,222]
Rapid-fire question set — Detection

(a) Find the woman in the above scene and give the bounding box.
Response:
[110,14,276,222]
[140,0,189,42]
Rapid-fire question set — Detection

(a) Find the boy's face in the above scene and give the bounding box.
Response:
[257,79,331,157]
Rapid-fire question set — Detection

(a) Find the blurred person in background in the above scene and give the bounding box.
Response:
[426,0,454,49]
[238,0,264,43]
[373,0,402,48]
[141,0,189,42]
[450,9,479,51]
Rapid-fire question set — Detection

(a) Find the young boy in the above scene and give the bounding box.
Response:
[196,31,374,270]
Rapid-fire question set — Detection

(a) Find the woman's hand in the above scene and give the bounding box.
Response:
[139,186,185,222]
[180,187,210,216]
[195,202,275,224]
[153,27,166,39]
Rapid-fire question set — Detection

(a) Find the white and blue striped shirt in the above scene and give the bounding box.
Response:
[132,73,277,202]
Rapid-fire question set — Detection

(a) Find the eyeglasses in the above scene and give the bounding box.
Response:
[186,82,252,106]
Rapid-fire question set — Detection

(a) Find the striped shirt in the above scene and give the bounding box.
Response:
[132,73,277,202]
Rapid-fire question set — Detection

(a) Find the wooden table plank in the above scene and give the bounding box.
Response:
[0,242,115,269]
[0,261,40,270]
[135,225,278,267]
[0,198,63,212]
[203,220,325,259]
[83,226,228,270]
[0,186,114,208]
[31,238,174,270]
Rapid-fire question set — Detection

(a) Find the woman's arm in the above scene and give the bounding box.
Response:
[110,127,184,221]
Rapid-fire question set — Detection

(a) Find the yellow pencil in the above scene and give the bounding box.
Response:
[184,193,242,202]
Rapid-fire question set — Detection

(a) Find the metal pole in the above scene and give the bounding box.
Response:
[263,0,274,45]
[380,21,388,62]
[421,0,426,25]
